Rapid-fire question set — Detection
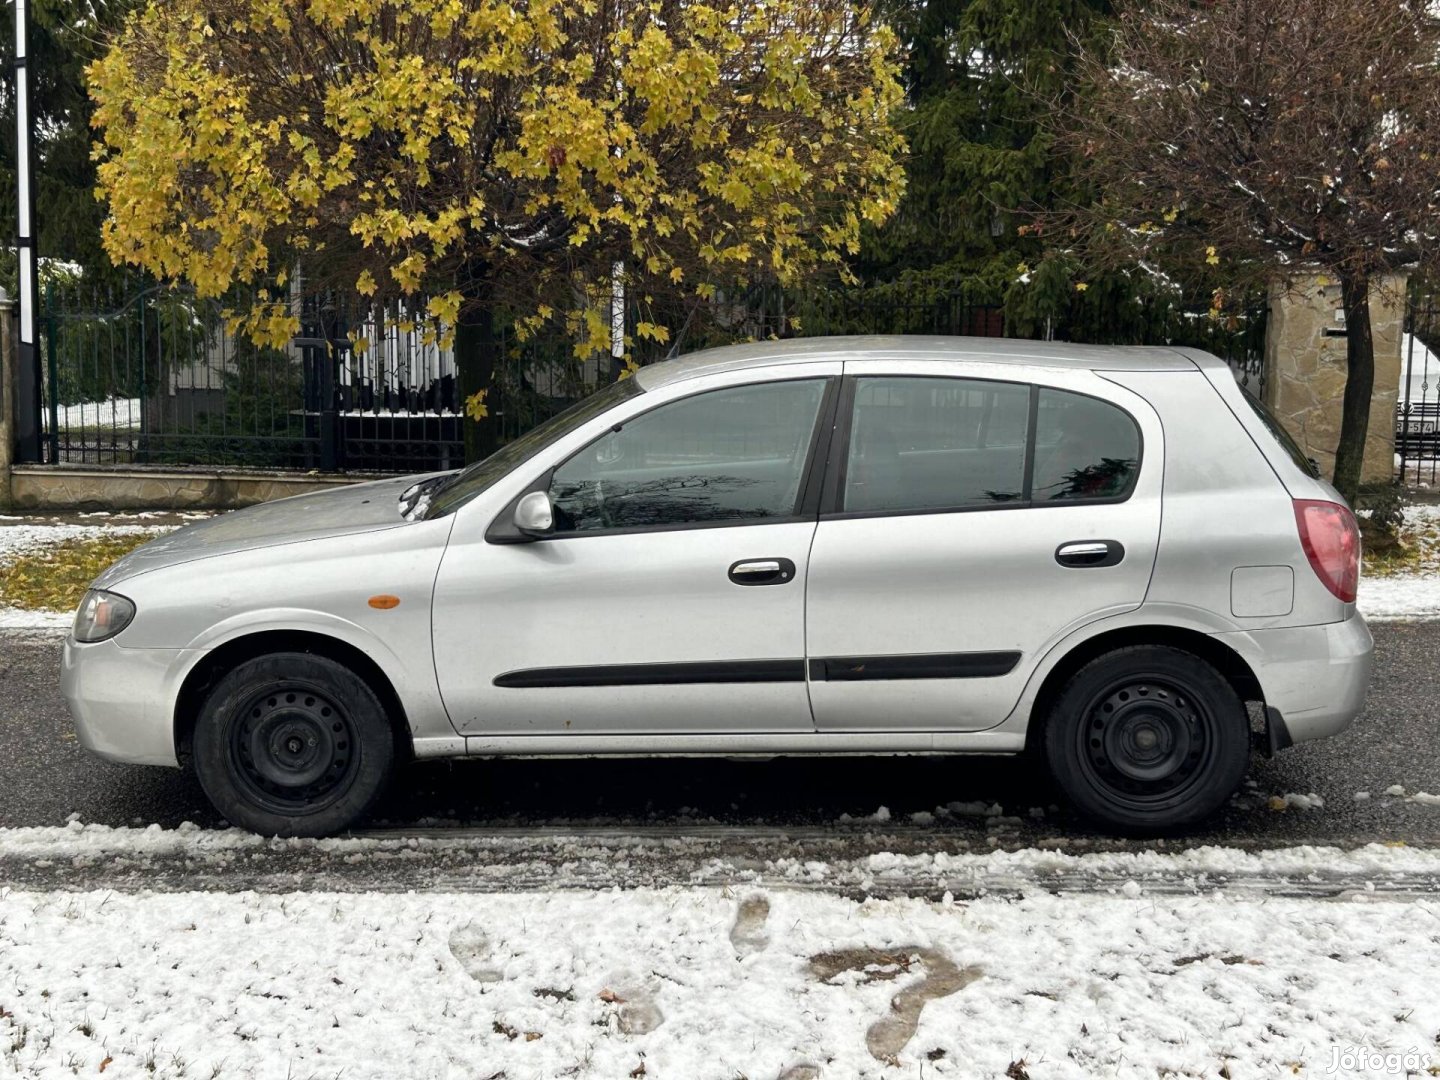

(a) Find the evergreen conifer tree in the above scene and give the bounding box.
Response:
[0,0,137,287]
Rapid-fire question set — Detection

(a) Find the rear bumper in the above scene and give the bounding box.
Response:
[1214,613,1374,746]
[62,636,195,767]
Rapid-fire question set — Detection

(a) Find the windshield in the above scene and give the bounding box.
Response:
[1239,387,1320,478]
[423,378,644,519]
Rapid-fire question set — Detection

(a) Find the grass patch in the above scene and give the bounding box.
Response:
[1364,542,1426,577]
[1364,510,1440,578]
[0,534,156,611]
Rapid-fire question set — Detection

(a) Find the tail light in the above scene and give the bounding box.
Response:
[1293,499,1360,603]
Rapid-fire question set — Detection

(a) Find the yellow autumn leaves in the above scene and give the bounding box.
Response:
[0,535,157,612]
[88,0,906,361]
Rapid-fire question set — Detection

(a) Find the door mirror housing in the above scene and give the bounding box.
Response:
[513,490,555,537]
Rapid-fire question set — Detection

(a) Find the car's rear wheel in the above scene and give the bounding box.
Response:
[1042,645,1250,833]
[191,652,397,837]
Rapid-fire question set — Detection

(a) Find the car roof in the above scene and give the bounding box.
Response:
[634,334,1210,390]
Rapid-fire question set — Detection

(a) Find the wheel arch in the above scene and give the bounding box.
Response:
[1023,624,1264,752]
[174,629,413,767]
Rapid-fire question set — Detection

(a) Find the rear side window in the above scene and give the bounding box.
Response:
[843,377,1030,513]
[1239,388,1321,478]
[1031,389,1142,501]
[838,377,1141,514]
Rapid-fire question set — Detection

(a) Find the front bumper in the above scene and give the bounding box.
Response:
[61,636,197,767]
[1215,612,1374,746]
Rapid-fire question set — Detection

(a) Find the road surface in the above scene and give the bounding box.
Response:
[1,622,1437,891]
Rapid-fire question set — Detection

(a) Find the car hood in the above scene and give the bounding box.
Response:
[92,474,435,589]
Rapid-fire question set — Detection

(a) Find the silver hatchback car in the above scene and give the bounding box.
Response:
[63,336,1373,836]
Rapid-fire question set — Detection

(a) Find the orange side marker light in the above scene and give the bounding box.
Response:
[368,595,401,610]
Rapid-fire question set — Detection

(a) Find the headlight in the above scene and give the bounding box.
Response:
[73,589,136,643]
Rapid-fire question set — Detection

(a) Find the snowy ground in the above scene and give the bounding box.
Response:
[0,517,175,560]
[14,830,1440,1079]
[0,517,189,629]
[5,841,1440,1079]
[7,502,1440,1077]
[52,396,141,430]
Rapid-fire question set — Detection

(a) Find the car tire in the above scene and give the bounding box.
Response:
[191,652,397,837]
[1042,645,1250,834]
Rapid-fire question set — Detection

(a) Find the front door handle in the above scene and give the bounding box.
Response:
[1055,540,1125,568]
[729,558,797,586]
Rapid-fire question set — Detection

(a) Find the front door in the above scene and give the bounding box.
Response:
[805,363,1163,732]
[432,369,839,738]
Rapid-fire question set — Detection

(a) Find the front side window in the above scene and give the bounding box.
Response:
[1031,388,1141,501]
[843,377,1029,513]
[424,378,643,518]
[549,379,828,533]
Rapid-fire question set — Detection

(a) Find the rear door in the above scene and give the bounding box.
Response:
[805,359,1163,732]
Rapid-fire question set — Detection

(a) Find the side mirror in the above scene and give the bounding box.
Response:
[513,490,554,537]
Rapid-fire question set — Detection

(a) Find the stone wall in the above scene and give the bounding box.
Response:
[9,465,366,512]
[1266,273,1404,484]
[0,292,375,511]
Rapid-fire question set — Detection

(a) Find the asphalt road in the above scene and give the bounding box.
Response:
[2,622,1439,852]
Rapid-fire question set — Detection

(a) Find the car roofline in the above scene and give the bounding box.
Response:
[633,335,1201,390]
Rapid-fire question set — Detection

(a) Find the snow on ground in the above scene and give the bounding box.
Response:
[1357,504,1440,617]
[52,396,141,430]
[0,520,176,629]
[0,520,176,564]
[0,607,71,630]
[0,520,166,560]
[12,820,1440,878]
[3,879,1440,1080]
[1356,574,1440,619]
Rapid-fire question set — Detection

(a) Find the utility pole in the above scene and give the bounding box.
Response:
[12,0,41,462]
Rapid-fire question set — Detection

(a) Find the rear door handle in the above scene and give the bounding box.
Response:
[1055,540,1125,568]
[729,558,797,586]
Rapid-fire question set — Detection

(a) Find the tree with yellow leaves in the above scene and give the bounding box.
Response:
[89,0,906,458]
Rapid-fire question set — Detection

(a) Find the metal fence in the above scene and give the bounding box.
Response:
[40,284,321,470]
[31,277,1265,475]
[1399,282,1440,486]
[37,284,509,473]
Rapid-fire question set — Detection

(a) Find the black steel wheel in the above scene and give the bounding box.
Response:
[1043,646,1250,833]
[229,685,359,813]
[192,652,397,837]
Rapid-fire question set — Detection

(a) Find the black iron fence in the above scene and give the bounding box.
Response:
[36,284,480,473]
[1399,281,1440,486]
[29,277,1265,475]
[39,284,322,470]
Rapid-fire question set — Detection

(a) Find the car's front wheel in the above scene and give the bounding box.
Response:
[1043,645,1250,833]
[191,652,397,837]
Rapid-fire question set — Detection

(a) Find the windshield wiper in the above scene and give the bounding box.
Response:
[398,474,452,520]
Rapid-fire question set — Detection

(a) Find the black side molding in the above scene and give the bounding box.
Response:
[495,651,1022,688]
[494,659,806,688]
[808,651,1021,682]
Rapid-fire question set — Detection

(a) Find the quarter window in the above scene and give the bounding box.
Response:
[1031,388,1141,502]
[549,379,828,532]
[843,377,1029,513]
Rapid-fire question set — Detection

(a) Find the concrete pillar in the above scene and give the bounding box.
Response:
[1266,272,1405,485]
[0,288,15,510]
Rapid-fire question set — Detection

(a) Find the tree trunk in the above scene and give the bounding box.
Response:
[1332,271,1375,505]
[455,300,498,465]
